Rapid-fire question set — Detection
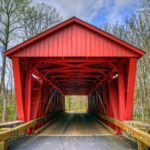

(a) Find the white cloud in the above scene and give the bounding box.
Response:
[106,0,138,24]
[106,10,123,25]
[34,0,104,22]
[115,0,133,8]
[34,0,138,25]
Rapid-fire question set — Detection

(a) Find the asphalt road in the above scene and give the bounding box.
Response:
[9,113,137,150]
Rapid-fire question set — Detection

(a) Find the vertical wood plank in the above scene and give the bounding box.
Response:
[25,68,32,122]
[12,58,25,121]
[33,84,42,119]
[125,58,137,120]
[108,80,119,119]
[118,64,125,121]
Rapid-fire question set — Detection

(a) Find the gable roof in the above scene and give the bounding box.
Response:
[5,17,145,58]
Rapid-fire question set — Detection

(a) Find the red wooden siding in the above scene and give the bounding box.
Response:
[13,23,137,57]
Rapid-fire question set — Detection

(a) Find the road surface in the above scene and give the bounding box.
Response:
[39,113,111,136]
[9,113,137,150]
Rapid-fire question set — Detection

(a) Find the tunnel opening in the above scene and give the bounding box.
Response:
[65,96,88,113]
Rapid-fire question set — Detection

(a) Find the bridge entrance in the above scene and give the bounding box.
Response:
[5,17,144,136]
[65,96,88,113]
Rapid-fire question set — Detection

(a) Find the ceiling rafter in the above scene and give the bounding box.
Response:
[33,70,64,95]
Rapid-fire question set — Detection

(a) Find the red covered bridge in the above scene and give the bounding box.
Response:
[4,17,146,146]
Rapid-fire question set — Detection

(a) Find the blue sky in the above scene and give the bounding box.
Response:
[34,0,139,26]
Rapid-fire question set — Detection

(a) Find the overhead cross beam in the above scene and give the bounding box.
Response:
[30,58,120,63]
[33,70,64,95]
[89,69,116,95]
[28,58,121,95]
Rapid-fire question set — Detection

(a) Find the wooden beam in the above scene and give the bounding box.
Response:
[103,85,109,116]
[108,80,120,134]
[42,68,107,73]
[96,91,106,113]
[25,68,32,122]
[31,58,120,63]
[89,69,114,95]
[43,75,64,95]
[125,58,137,120]
[118,64,125,121]
[33,83,42,119]
[45,90,57,114]
[108,80,119,119]
[12,58,25,121]
[34,70,64,95]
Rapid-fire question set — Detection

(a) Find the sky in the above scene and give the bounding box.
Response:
[34,0,139,26]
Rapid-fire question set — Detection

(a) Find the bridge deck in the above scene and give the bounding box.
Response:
[39,113,111,136]
[10,113,137,150]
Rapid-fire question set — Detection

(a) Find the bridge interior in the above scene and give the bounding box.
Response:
[11,56,137,135]
[12,57,137,135]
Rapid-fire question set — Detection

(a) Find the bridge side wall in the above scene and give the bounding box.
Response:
[12,57,65,133]
[88,58,137,134]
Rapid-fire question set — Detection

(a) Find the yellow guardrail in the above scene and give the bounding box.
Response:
[98,114,150,150]
[0,113,60,150]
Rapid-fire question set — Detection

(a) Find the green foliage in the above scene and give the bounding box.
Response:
[0,104,2,121]
[65,96,88,112]
[7,103,16,121]
[65,96,72,111]
[0,102,16,122]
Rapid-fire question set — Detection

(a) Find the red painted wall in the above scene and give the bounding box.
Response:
[14,24,137,57]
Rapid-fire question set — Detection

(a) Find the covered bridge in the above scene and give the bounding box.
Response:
[5,17,144,134]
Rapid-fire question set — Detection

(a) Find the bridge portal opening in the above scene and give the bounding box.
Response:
[8,57,138,135]
[65,96,88,112]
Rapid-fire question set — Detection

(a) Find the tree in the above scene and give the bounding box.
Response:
[128,1,150,120]
[0,0,63,122]
[0,0,30,122]
[102,0,150,120]
[19,3,62,40]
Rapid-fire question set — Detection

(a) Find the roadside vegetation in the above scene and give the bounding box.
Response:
[65,96,88,113]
